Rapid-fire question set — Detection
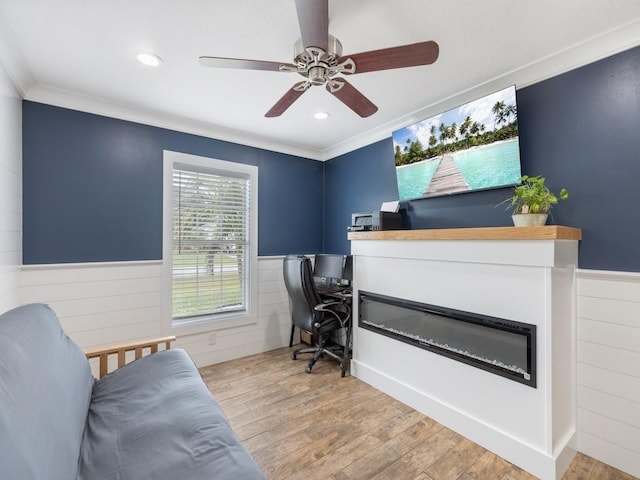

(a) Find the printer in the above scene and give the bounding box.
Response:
[348,211,403,231]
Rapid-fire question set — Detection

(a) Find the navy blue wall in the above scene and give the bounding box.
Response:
[22,102,323,263]
[324,45,640,272]
[21,44,640,270]
[324,139,399,254]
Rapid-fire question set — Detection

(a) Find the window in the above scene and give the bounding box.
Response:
[163,151,257,332]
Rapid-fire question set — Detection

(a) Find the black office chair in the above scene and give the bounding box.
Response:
[283,255,351,376]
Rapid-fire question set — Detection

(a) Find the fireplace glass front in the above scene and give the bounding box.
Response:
[359,291,536,387]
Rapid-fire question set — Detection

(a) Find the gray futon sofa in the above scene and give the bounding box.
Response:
[0,303,265,480]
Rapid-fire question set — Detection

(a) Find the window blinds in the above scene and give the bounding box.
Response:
[172,167,250,320]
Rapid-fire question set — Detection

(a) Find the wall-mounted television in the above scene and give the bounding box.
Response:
[392,85,521,201]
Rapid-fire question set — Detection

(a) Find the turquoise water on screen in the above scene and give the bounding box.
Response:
[396,139,521,200]
[396,158,441,201]
[453,139,521,189]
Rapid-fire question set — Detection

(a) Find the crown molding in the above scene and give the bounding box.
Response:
[25,84,324,161]
[0,14,35,97]
[13,16,640,162]
[321,17,640,160]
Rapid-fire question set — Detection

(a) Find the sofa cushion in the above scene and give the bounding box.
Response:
[0,303,94,480]
[77,348,264,480]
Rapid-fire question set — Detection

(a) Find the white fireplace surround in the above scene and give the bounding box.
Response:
[349,227,581,480]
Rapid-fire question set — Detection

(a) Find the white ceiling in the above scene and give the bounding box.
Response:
[1,0,640,160]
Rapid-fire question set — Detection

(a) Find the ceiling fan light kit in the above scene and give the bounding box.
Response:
[198,0,439,118]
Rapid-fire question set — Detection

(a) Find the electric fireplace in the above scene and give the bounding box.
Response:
[349,227,581,479]
[359,290,536,387]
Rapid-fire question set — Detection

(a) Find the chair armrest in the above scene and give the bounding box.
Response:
[314,300,343,310]
[85,336,176,378]
[314,301,351,328]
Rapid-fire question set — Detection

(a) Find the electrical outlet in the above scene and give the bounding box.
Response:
[208,333,217,345]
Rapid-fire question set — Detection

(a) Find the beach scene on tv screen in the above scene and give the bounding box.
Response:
[393,85,521,201]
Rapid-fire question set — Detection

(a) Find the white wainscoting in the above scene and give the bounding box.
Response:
[0,61,22,313]
[20,256,292,370]
[576,269,640,478]
[12,250,640,477]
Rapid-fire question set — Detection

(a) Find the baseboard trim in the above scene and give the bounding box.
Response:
[351,359,575,480]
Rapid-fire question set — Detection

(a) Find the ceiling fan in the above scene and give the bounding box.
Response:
[199,0,439,118]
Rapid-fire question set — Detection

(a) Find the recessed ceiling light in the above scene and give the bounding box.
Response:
[313,111,329,120]
[136,52,163,67]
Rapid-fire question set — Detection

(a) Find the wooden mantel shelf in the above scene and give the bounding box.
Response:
[348,225,582,241]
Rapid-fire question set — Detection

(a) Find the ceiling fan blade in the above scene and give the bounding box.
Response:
[342,40,439,75]
[326,78,378,118]
[265,82,310,117]
[199,56,297,72]
[295,0,328,51]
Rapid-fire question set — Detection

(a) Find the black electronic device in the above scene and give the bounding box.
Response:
[342,255,353,282]
[313,254,345,280]
[313,254,352,293]
[348,211,402,231]
[393,85,521,201]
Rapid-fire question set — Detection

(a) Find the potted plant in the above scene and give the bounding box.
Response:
[502,175,568,226]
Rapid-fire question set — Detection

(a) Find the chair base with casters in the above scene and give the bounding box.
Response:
[290,297,352,377]
[291,331,349,376]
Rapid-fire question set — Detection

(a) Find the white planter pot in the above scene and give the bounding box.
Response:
[512,213,548,227]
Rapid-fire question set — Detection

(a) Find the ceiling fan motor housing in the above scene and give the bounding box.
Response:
[294,35,343,85]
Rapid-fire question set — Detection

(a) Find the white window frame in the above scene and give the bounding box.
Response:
[163,150,258,335]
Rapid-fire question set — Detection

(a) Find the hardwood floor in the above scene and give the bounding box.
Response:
[199,347,636,480]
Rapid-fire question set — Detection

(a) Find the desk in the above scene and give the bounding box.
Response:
[319,291,352,376]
